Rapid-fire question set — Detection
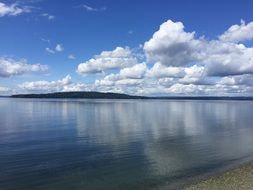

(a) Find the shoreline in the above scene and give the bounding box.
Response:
[183,161,253,190]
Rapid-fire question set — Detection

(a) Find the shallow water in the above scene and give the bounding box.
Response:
[1,98,253,190]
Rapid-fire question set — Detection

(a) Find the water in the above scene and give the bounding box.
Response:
[1,98,253,190]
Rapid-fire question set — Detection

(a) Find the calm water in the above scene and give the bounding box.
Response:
[1,98,253,190]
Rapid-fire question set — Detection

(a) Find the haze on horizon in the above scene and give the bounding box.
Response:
[1,0,253,96]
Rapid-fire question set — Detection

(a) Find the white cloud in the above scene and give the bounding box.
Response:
[94,64,147,88]
[218,74,253,86]
[46,44,64,54]
[144,19,253,77]
[19,75,88,93]
[204,41,253,76]
[40,37,50,43]
[0,86,11,95]
[0,2,31,17]
[81,4,106,12]
[167,83,203,95]
[219,20,253,43]
[19,75,71,92]
[146,62,185,78]
[72,19,253,96]
[68,54,76,60]
[41,13,55,20]
[119,63,147,79]
[45,47,55,54]
[77,47,139,75]
[0,86,9,91]
[178,65,212,85]
[97,78,143,87]
[144,20,203,66]
[55,44,64,52]
[0,57,48,77]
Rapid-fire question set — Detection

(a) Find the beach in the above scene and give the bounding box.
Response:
[185,161,253,190]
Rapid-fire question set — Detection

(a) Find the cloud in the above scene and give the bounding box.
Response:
[55,44,64,52]
[179,65,213,85]
[144,19,253,77]
[45,44,64,54]
[89,19,253,95]
[144,20,203,66]
[146,62,185,78]
[81,4,106,12]
[0,2,31,17]
[45,47,55,54]
[95,63,147,87]
[40,37,50,43]
[167,83,203,95]
[0,86,11,95]
[19,75,88,93]
[119,63,147,79]
[218,74,253,86]
[19,75,71,91]
[41,13,55,20]
[219,20,253,43]
[95,77,143,87]
[71,19,253,96]
[77,47,139,75]
[0,57,48,77]
[203,41,253,76]
[68,54,76,60]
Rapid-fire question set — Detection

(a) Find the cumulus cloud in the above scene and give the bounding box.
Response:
[95,63,147,87]
[19,75,88,93]
[219,20,253,43]
[19,75,71,92]
[0,57,48,77]
[167,83,203,95]
[146,62,185,78]
[144,20,203,66]
[89,19,253,96]
[119,63,147,79]
[77,47,139,75]
[143,19,253,77]
[204,41,253,76]
[0,2,31,17]
[218,74,253,86]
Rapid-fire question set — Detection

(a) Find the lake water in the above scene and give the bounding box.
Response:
[1,98,253,190]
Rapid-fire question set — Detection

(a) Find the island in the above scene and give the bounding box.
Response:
[10,91,253,101]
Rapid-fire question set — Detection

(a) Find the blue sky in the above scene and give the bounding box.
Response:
[1,0,253,96]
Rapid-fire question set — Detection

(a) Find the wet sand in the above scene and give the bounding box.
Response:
[184,161,253,190]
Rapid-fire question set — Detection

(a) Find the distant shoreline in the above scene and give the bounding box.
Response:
[6,91,253,101]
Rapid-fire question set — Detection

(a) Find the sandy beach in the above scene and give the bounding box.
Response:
[184,161,253,190]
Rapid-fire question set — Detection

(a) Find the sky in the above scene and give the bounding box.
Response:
[1,0,253,96]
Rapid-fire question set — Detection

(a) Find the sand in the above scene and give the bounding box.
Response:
[184,161,253,190]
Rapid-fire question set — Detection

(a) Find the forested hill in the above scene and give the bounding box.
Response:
[11,91,147,99]
[10,92,253,101]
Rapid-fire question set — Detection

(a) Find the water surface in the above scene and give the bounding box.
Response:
[1,98,253,190]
